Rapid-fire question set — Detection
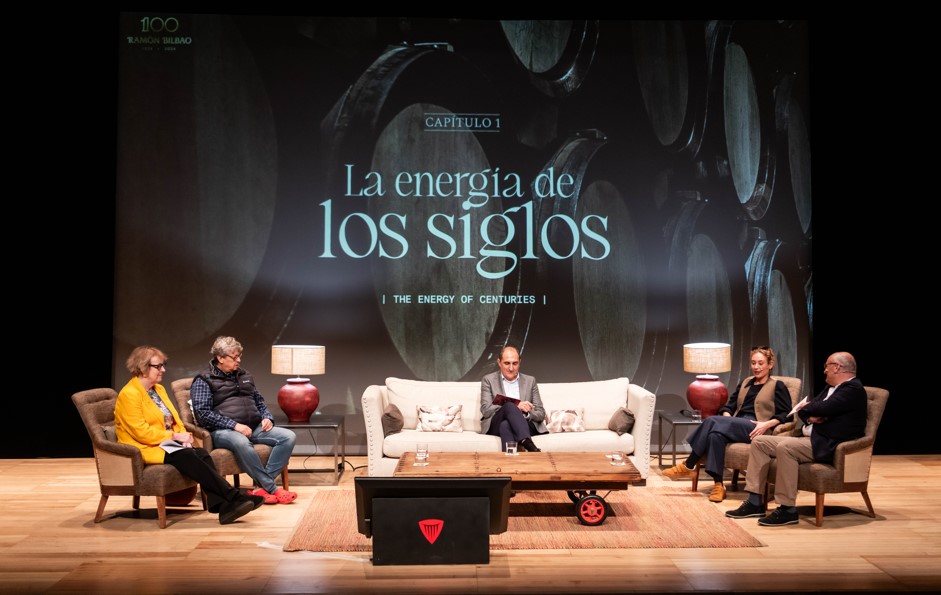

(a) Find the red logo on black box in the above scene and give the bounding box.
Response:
[419,519,444,544]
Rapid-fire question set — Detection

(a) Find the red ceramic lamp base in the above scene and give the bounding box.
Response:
[686,375,729,418]
[277,378,320,423]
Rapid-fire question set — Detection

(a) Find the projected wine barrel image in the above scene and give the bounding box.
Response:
[114,13,278,352]
[656,197,752,396]
[321,43,533,381]
[745,236,812,391]
[499,20,599,98]
[631,20,715,157]
[524,132,667,384]
[721,23,784,222]
[774,72,813,238]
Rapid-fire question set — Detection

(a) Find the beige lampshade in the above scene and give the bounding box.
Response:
[683,342,731,374]
[271,345,325,378]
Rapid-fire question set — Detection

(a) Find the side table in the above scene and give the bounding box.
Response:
[282,415,346,486]
[657,411,702,467]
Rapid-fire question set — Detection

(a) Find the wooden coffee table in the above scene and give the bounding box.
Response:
[394,451,641,525]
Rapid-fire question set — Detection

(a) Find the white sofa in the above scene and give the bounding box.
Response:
[361,376,656,481]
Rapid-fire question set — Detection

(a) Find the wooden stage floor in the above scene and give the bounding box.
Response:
[1,454,938,593]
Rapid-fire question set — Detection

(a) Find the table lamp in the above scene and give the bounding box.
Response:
[271,345,325,423]
[683,342,731,418]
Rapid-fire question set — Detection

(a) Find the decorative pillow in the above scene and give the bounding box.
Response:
[607,407,635,435]
[381,403,405,437]
[416,404,464,432]
[546,408,586,433]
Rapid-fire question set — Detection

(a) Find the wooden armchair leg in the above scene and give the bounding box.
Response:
[282,468,290,491]
[860,491,875,517]
[731,469,741,491]
[133,495,141,510]
[815,493,825,527]
[94,495,109,523]
[156,495,168,529]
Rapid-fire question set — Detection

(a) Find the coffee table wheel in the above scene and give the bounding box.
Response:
[567,489,597,504]
[576,494,608,526]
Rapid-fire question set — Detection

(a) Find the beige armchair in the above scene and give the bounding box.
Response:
[170,378,288,490]
[692,375,802,493]
[72,388,206,529]
[787,385,889,526]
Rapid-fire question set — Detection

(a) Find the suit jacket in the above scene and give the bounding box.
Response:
[795,377,867,464]
[114,376,186,465]
[479,371,547,434]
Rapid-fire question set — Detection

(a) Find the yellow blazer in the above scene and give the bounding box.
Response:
[114,377,185,465]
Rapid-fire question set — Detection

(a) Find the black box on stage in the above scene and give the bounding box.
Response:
[372,496,490,565]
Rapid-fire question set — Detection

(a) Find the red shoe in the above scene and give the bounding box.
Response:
[248,488,278,505]
[273,487,298,504]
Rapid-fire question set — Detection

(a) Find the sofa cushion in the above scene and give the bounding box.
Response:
[386,377,481,432]
[539,377,629,430]
[608,407,636,435]
[416,405,463,432]
[381,403,405,437]
[546,408,586,433]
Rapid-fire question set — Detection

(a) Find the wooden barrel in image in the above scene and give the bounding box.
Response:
[631,20,722,158]
[745,235,812,392]
[654,197,753,397]
[720,21,795,222]
[115,13,279,352]
[525,132,668,385]
[499,20,600,98]
[773,72,813,238]
[321,43,533,382]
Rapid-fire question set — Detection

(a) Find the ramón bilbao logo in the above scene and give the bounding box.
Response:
[418,519,444,544]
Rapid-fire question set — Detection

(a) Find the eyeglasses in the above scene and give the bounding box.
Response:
[824,362,840,370]
[148,363,167,370]
[222,353,242,360]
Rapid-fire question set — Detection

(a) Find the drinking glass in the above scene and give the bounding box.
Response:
[506,441,518,455]
[414,443,429,466]
[609,451,626,466]
[690,410,702,423]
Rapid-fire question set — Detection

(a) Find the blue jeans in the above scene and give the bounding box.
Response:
[211,424,296,493]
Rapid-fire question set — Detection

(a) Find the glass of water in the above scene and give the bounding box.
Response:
[414,443,429,466]
[609,451,626,466]
[691,410,702,423]
[506,441,518,455]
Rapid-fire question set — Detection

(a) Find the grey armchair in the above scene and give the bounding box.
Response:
[787,385,889,526]
[72,388,206,528]
[170,378,288,490]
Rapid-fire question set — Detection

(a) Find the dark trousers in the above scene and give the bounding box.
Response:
[686,415,755,481]
[163,447,240,513]
[486,404,537,451]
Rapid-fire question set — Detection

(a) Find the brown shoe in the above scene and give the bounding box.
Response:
[708,482,726,502]
[663,461,695,479]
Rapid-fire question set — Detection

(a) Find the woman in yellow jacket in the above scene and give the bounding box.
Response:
[115,345,262,524]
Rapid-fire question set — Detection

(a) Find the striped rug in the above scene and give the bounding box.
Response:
[283,487,765,552]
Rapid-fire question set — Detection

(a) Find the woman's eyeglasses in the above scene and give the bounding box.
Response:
[148,363,167,370]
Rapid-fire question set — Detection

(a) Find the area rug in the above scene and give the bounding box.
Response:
[283,488,765,552]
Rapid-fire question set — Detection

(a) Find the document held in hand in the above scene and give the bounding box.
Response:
[492,394,521,407]
[789,396,809,416]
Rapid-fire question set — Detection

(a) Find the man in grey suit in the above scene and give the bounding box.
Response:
[480,346,546,452]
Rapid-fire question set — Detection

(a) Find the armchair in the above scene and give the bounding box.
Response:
[790,385,889,526]
[692,375,802,493]
[170,378,288,490]
[72,388,206,529]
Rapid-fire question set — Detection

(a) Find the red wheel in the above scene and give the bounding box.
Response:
[577,495,608,526]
